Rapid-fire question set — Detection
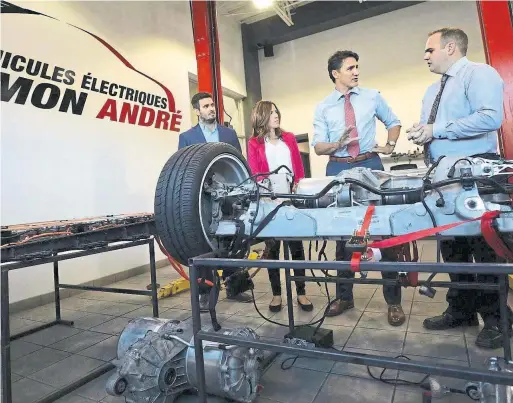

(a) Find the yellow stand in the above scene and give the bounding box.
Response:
[155,278,190,299]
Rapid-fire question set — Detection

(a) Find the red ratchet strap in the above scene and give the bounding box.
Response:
[481,211,513,261]
[350,205,375,272]
[369,210,513,262]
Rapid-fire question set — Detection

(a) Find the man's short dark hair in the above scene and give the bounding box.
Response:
[191,92,213,110]
[327,50,359,83]
[428,27,468,56]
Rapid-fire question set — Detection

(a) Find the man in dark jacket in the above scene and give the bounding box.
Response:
[179,92,242,152]
[179,92,252,310]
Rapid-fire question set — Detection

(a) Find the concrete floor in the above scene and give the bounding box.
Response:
[6,241,512,403]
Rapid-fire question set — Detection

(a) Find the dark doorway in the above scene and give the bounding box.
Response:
[295,133,311,178]
[300,152,312,178]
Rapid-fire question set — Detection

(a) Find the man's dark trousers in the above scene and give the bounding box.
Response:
[327,153,401,306]
[441,237,508,326]
[440,152,511,326]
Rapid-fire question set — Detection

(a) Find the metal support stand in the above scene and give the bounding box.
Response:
[149,240,159,317]
[189,261,207,403]
[187,256,513,399]
[283,242,295,333]
[53,259,61,321]
[1,237,160,403]
[1,266,12,403]
[499,274,512,361]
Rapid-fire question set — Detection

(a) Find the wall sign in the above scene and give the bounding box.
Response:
[0,1,183,132]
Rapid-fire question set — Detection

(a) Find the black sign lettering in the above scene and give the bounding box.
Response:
[125,87,135,101]
[11,55,25,72]
[99,80,109,95]
[0,50,180,130]
[40,63,52,80]
[52,67,65,83]
[63,70,75,86]
[59,89,88,115]
[31,83,60,109]
[26,59,41,76]
[1,72,32,104]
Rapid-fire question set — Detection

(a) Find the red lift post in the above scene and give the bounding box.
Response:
[477,1,513,159]
[190,0,224,125]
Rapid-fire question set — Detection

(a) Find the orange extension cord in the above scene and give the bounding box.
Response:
[154,237,214,287]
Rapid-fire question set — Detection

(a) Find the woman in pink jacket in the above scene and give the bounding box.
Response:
[247,100,314,313]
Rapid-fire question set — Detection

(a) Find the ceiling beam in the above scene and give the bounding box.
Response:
[243,1,423,48]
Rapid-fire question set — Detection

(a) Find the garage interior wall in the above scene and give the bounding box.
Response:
[259,1,487,178]
[1,1,246,305]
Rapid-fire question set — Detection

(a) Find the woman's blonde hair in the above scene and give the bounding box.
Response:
[251,100,282,142]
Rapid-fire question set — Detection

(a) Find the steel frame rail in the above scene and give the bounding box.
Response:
[188,248,513,402]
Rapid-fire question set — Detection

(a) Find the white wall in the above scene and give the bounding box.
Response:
[1,1,246,303]
[259,1,486,178]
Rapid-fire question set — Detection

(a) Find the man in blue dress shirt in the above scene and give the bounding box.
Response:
[179,92,251,309]
[407,27,510,349]
[312,50,406,326]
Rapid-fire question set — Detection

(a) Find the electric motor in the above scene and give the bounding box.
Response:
[106,317,263,403]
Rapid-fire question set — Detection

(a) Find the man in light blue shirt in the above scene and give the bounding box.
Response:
[312,50,406,326]
[407,27,510,350]
[407,32,503,162]
[312,85,401,167]
[199,119,220,143]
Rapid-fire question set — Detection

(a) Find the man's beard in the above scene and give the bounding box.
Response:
[201,115,216,124]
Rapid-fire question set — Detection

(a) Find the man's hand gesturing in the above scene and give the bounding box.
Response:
[337,125,358,149]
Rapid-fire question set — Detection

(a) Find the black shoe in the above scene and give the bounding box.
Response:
[226,291,254,303]
[476,325,511,350]
[297,296,314,312]
[269,295,282,312]
[423,312,479,330]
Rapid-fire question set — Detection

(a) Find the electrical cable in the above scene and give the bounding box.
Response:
[249,288,289,328]
[420,158,443,290]
[0,231,73,248]
[257,176,483,202]
[280,355,299,370]
[247,238,335,330]
[279,241,334,370]
[423,155,445,181]
[234,165,294,189]
[366,355,430,387]
[223,108,233,124]
[447,158,473,178]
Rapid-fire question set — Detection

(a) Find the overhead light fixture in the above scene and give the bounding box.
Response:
[253,0,273,10]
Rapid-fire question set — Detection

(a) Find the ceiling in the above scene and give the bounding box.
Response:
[217,0,313,26]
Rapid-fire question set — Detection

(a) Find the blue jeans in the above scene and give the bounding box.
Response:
[327,153,401,305]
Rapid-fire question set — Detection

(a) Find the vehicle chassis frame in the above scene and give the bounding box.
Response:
[188,245,513,402]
